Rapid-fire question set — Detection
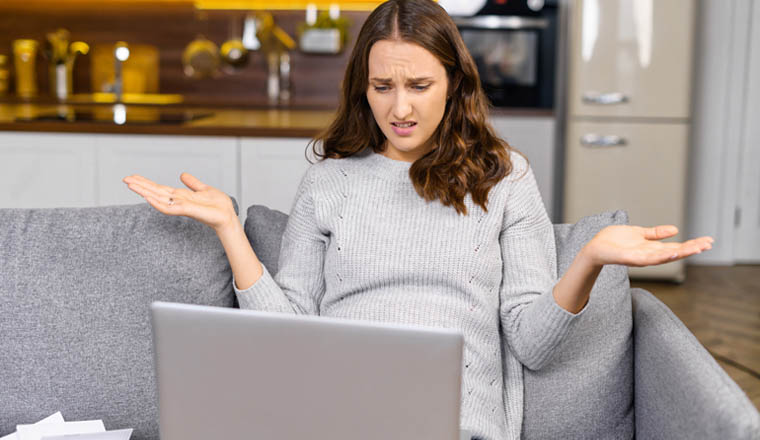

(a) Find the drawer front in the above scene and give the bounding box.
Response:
[564,121,689,280]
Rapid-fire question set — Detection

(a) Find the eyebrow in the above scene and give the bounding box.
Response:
[369,77,435,84]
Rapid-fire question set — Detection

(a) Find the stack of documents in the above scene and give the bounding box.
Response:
[0,412,132,440]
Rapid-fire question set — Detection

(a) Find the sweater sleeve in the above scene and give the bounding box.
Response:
[499,157,587,370]
[234,167,328,315]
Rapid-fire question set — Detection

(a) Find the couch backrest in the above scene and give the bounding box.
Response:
[0,203,236,440]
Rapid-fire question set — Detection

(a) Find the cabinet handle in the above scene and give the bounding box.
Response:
[580,134,627,147]
[452,16,549,30]
[582,92,629,105]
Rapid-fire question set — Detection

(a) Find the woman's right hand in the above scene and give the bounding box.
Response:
[123,173,237,233]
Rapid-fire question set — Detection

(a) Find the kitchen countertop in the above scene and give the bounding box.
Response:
[0,102,554,138]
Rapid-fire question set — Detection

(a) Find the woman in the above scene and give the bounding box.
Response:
[124,1,713,438]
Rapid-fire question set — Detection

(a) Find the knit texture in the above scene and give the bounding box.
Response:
[235,147,586,440]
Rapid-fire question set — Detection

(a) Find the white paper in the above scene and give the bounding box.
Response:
[41,429,132,440]
[1,412,66,440]
[32,414,65,426]
[16,421,105,440]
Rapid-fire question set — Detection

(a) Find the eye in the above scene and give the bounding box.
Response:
[373,86,390,92]
[412,85,430,91]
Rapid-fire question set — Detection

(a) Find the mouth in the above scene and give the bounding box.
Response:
[391,121,417,136]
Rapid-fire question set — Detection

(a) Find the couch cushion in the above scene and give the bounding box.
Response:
[0,202,236,440]
[243,204,289,276]
[522,210,633,439]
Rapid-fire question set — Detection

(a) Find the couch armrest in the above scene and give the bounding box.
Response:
[631,288,760,439]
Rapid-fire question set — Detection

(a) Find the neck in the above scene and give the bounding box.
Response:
[381,140,433,163]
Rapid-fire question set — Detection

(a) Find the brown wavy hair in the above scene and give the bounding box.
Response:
[308,0,527,215]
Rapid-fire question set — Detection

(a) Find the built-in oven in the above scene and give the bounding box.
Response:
[452,0,558,109]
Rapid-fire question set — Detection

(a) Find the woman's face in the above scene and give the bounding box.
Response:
[366,39,449,162]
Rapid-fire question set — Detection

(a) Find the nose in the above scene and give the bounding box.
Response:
[392,89,413,120]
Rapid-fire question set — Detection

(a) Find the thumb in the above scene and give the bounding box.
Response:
[642,225,678,240]
[180,173,208,192]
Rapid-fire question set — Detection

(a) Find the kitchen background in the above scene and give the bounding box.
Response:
[0,0,758,409]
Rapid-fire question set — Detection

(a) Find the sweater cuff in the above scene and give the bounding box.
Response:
[522,289,589,368]
[534,286,588,333]
[233,263,294,313]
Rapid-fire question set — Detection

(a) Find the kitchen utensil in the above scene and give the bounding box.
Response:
[44,29,89,101]
[182,35,220,79]
[220,15,248,71]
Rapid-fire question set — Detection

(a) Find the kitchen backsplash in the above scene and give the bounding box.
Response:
[0,1,370,108]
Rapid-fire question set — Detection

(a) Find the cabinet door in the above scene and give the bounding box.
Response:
[240,137,313,215]
[0,132,97,208]
[490,115,556,220]
[96,134,239,209]
[568,0,695,119]
[563,121,689,280]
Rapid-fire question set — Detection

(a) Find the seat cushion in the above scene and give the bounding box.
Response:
[522,210,633,439]
[0,202,236,440]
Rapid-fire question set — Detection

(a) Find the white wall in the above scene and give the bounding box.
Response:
[687,0,760,264]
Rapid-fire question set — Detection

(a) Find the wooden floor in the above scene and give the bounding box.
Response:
[631,265,760,411]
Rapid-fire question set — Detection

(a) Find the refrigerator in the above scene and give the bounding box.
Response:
[562,0,696,282]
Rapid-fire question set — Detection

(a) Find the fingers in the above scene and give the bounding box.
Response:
[677,237,713,256]
[180,173,209,192]
[662,237,713,261]
[123,175,177,197]
[123,175,185,215]
[125,179,173,204]
[641,225,678,240]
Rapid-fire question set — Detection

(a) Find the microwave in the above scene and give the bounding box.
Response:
[452,0,558,109]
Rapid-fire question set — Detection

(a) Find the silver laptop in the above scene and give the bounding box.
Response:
[150,301,470,440]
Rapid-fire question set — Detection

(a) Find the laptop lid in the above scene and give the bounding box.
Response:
[151,301,465,440]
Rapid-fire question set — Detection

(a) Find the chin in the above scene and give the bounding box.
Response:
[388,138,422,152]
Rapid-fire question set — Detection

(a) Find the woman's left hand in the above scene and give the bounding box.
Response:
[584,225,714,268]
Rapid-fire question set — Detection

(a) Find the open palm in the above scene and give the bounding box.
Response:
[123,173,236,231]
[587,224,714,267]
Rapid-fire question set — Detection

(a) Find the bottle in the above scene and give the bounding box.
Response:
[0,55,9,96]
[13,39,39,99]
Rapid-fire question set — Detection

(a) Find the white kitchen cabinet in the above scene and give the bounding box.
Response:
[564,0,695,281]
[0,132,97,208]
[490,115,556,220]
[240,137,313,215]
[568,0,695,119]
[95,134,238,208]
[564,120,689,281]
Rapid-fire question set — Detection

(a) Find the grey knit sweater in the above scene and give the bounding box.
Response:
[234,147,586,440]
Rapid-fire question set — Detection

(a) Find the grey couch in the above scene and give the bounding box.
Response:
[1,202,758,440]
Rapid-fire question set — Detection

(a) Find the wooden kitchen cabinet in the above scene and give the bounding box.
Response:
[0,132,97,208]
